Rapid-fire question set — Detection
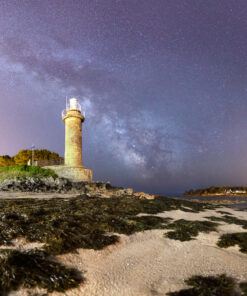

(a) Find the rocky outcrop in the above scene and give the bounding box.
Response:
[0,177,134,197]
[134,192,157,200]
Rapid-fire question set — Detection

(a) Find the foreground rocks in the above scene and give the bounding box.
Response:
[0,177,133,197]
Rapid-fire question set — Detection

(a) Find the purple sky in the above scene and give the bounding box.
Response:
[1,0,247,194]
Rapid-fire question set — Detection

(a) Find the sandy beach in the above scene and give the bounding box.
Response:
[8,205,247,296]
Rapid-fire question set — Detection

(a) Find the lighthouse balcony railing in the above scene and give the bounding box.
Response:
[62,108,85,118]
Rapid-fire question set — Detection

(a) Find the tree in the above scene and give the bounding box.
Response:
[14,150,32,165]
[0,155,15,167]
[13,149,62,165]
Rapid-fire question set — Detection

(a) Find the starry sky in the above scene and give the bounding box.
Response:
[0,0,247,194]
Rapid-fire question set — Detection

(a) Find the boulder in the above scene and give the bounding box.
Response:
[134,192,156,200]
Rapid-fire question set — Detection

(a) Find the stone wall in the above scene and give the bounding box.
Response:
[37,159,64,167]
[43,165,93,182]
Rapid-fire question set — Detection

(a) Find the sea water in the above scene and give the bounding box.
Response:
[178,195,247,211]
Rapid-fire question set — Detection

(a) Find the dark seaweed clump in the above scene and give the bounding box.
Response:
[240,282,247,295]
[167,274,244,296]
[216,210,233,215]
[0,249,82,295]
[164,219,219,241]
[205,215,247,254]
[0,195,213,294]
[206,215,247,229]
[0,196,213,253]
[217,233,247,254]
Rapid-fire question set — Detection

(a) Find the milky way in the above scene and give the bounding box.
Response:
[0,1,247,193]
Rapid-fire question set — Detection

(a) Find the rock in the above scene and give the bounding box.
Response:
[0,177,135,197]
[124,188,134,195]
[134,192,156,200]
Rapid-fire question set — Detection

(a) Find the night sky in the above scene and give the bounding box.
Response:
[0,1,247,194]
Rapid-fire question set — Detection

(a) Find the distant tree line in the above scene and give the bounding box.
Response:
[184,186,247,196]
[0,149,63,167]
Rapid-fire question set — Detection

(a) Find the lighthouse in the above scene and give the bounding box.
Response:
[63,98,84,166]
[57,97,93,181]
[43,97,92,182]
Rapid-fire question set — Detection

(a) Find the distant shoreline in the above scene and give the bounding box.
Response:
[184,193,247,197]
[184,186,247,197]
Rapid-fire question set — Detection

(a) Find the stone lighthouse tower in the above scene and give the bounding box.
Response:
[59,98,92,181]
[63,98,84,167]
[43,97,92,182]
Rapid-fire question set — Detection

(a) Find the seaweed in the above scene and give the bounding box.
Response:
[206,215,247,229]
[217,210,233,215]
[167,274,239,296]
[164,219,219,241]
[95,215,171,235]
[0,196,214,252]
[240,282,247,295]
[0,249,83,294]
[0,195,216,294]
[217,232,247,253]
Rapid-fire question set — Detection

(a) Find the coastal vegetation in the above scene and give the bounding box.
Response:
[240,282,247,295]
[0,149,62,167]
[0,155,15,167]
[0,193,245,293]
[0,196,215,293]
[0,165,57,181]
[184,186,247,196]
[0,196,213,253]
[167,274,247,296]
[162,214,247,254]
[164,219,219,241]
[217,233,247,254]
[217,210,233,215]
[206,215,247,229]
[204,215,247,254]
[0,249,82,294]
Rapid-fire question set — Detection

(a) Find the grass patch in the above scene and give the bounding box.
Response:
[167,274,241,296]
[217,233,247,254]
[164,219,219,241]
[0,196,216,294]
[206,215,247,229]
[0,165,57,181]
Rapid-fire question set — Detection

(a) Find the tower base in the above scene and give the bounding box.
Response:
[44,165,93,182]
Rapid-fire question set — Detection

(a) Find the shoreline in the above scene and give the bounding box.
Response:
[183,194,247,197]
